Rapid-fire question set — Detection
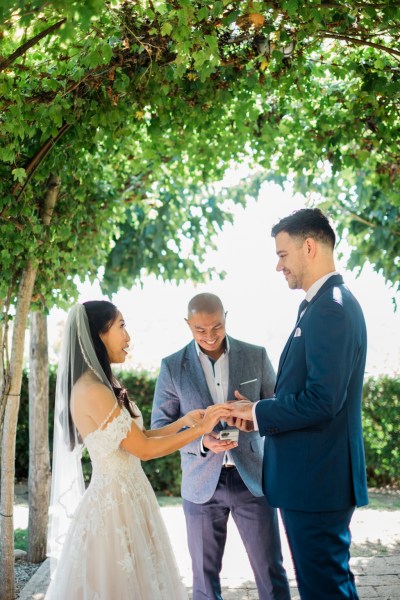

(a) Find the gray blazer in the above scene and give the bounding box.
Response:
[151,336,276,503]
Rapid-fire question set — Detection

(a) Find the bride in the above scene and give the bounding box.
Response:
[46,300,232,600]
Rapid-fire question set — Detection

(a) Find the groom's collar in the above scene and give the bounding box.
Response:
[305,271,340,302]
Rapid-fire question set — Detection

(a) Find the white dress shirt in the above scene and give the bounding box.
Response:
[196,339,235,465]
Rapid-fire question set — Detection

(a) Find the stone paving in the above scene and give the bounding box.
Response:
[17,554,400,599]
[17,500,400,600]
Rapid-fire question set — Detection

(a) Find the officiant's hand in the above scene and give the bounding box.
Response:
[203,432,238,453]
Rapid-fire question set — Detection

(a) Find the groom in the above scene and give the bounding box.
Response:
[151,293,290,600]
[230,208,368,599]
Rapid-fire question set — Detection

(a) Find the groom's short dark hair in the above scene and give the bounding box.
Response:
[271,208,336,249]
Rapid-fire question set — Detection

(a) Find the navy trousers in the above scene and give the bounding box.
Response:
[280,506,359,600]
[182,467,291,600]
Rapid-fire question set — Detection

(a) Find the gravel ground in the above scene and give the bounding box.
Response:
[14,559,42,599]
[13,483,43,599]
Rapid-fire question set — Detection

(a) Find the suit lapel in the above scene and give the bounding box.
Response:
[275,274,344,389]
[226,337,244,400]
[182,341,214,409]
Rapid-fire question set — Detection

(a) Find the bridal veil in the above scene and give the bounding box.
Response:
[47,303,114,574]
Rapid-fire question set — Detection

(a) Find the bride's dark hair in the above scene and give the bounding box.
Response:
[83,300,137,418]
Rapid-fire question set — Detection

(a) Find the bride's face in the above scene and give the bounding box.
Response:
[100,311,131,364]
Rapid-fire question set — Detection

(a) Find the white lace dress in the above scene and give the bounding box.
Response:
[45,405,188,600]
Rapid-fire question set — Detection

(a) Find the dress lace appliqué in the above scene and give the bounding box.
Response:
[45,406,187,600]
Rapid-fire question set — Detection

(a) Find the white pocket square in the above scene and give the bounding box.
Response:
[240,378,258,385]
[294,327,302,338]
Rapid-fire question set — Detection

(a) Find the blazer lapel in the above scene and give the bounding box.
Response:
[275,274,344,389]
[182,341,214,409]
[226,337,245,400]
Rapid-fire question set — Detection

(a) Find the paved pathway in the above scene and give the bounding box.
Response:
[17,554,400,599]
[17,503,400,599]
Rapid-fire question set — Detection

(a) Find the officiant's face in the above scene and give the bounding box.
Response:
[100,311,131,364]
[186,310,226,360]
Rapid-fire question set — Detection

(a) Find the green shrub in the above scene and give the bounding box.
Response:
[14,528,28,552]
[16,370,399,493]
[362,374,400,488]
[16,366,57,481]
[16,368,182,496]
[115,369,182,496]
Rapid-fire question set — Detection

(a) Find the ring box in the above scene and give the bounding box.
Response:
[218,429,239,442]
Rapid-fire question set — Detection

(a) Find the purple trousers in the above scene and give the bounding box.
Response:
[183,466,291,600]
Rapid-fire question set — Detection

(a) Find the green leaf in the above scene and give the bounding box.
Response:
[197,6,209,21]
[100,43,113,63]
[283,0,299,17]
[11,168,26,183]
[161,22,173,36]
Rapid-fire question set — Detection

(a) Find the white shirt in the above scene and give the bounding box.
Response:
[196,339,235,464]
[196,339,229,406]
[252,271,339,429]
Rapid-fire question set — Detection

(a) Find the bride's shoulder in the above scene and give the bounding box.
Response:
[72,373,118,427]
[72,372,114,406]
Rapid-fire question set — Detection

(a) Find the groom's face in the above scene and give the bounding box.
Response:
[186,310,226,360]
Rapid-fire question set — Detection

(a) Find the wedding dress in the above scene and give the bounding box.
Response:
[45,403,188,600]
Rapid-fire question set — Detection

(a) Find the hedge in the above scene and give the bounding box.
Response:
[15,370,399,493]
[362,374,399,488]
[16,368,181,496]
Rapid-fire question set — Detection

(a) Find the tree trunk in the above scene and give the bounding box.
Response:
[0,174,60,600]
[27,310,51,563]
[0,292,12,427]
[0,263,38,600]
[0,300,4,410]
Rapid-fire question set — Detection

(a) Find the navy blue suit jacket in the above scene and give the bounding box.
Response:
[256,274,368,512]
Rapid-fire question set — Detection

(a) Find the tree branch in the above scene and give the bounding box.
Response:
[40,175,61,225]
[347,211,400,235]
[321,32,400,58]
[348,212,377,228]
[0,18,66,73]
[11,123,71,201]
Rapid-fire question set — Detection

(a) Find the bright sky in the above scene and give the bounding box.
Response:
[47,179,399,378]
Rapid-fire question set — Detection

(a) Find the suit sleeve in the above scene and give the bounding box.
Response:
[256,300,359,435]
[151,359,182,429]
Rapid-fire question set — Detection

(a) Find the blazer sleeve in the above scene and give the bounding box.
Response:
[260,346,276,399]
[151,358,182,429]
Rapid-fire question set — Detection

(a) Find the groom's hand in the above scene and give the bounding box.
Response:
[231,417,254,432]
[228,391,254,424]
[225,413,255,432]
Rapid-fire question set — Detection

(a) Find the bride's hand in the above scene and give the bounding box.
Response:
[200,404,233,434]
[184,409,206,428]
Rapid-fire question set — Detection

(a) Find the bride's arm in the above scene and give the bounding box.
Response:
[123,406,229,460]
[78,383,231,461]
[143,409,204,438]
